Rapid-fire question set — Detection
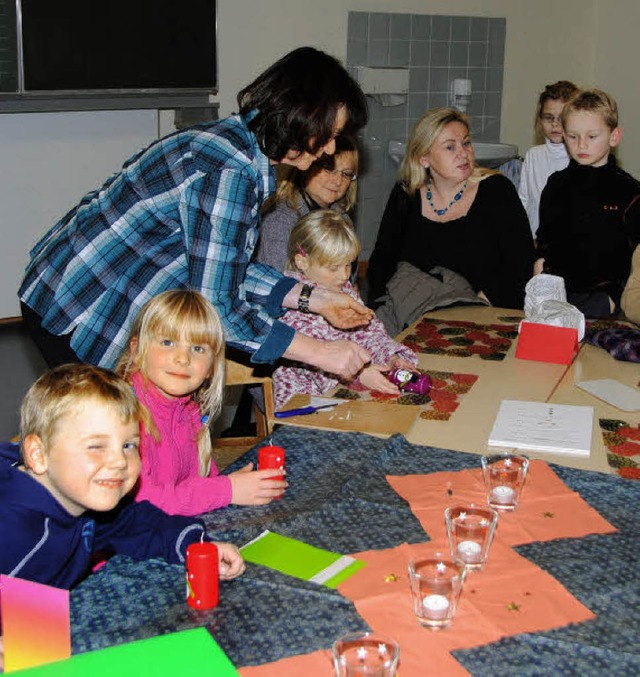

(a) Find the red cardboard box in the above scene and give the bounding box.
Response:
[515,321,579,365]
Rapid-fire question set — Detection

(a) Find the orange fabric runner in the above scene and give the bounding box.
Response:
[386,460,617,546]
[240,461,616,676]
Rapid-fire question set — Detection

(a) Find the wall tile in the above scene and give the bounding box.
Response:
[432,15,451,41]
[368,40,390,67]
[408,92,430,118]
[430,67,450,93]
[468,67,487,93]
[468,42,488,68]
[452,16,470,41]
[347,10,506,259]
[429,92,449,108]
[487,67,504,92]
[451,42,469,68]
[409,67,430,92]
[348,12,369,41]
[470,17,489,42]
[410,40,431,66]
[411,14,432,40]
[430,41,450,67]
[389,40,410,67]
[390,13,411,40]
[347,39,368,66]
[370,13,390,40]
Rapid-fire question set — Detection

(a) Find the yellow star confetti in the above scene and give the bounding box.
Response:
[543,511,555,518]
[384,573,399,583]
[506,602,521,612]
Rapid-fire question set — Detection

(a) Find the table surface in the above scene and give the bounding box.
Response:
[69,426,640,675]
[276,306,640,474]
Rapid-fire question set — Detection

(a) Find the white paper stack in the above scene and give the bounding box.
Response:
[488,400,594,456]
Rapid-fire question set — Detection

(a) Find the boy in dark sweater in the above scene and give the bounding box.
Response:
[536,88,640,317]
[0,364,244,590]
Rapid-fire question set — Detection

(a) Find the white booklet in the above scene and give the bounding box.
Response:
[488,400,594,456]
[576,379,640,412]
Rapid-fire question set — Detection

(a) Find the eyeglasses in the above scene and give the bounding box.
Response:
[541,115,563,126]
[321,168,357,182]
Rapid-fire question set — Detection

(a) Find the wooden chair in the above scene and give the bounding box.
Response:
[216,349,275,448]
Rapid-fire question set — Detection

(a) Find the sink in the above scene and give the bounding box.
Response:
[472,142,519,168]
[387,140,518,169]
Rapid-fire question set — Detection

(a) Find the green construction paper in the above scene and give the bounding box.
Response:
[240,530,365,587]
[10,628,238,676]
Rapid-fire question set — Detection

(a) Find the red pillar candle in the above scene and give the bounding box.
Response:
[258,445,286,499]
[186,542,219,610]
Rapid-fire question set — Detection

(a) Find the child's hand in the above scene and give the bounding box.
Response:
[359,364,400,394]
[229,462,288,505]
[214,542,246,580]
[388,355,418,371]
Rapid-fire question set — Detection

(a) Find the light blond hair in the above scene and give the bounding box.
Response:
[287,209,360,271]
[561,88,619,131]
[117,290,225,476]
[20,364,143,463]
[399,107,496,195]
[264,136,359,214]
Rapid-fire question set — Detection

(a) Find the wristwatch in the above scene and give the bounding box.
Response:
[298,284,313,313]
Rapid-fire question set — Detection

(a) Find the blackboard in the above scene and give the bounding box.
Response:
[1,0,216,101]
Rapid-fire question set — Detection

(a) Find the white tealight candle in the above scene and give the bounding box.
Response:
[422,594,450,620]
[457,540,482,563]
[492,485,515,505]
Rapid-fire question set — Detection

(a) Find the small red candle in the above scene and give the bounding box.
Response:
[186,542,219,610]
[258,445,286,499]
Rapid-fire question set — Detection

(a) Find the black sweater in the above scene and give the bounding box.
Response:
[367,174,535,309]
[537,155,640,303]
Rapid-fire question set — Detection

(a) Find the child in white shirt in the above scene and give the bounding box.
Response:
[519,80,579,237]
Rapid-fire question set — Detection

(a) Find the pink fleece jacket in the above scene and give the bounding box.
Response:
[132,372,232,516]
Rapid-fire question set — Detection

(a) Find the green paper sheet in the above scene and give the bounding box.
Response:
[10,628,238,676]
[240,530,365,588]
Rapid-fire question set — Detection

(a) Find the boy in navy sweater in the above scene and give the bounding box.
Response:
[0,364,244,590]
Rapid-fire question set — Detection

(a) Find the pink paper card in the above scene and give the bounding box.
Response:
[0,575,71,672]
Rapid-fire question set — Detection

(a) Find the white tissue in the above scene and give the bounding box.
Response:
[371,93,406,107]
[522,274,585,341]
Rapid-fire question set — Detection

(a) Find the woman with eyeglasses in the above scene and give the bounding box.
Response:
[256,135,359,273]
[518,81,579,237]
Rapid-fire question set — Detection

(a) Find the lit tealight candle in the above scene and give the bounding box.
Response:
[422,594,450,620]
[491,485,515,505]
[457,540,482,563]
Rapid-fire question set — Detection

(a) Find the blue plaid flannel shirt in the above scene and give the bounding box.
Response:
[19,113,296,368]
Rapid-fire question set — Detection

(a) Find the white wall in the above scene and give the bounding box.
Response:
[2,0,639,318]
[592,0,640,175]
[0,110,159,318]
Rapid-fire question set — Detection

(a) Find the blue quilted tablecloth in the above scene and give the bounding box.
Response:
[70,427,640,674]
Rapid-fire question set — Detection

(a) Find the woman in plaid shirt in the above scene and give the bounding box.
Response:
[20,47,373,379]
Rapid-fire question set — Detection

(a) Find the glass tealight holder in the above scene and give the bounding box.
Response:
[481,453,529,511]
[332,631,399,676]
[445,504,498,571]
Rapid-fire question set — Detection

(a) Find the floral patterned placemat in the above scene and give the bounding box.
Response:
[401,316,520,361]
[331,369,479,422]
[599,418,640,479]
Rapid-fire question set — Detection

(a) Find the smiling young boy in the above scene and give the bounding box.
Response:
[0,364,244,589]
[536,88,640,317]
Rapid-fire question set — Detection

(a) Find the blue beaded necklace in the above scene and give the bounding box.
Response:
[426,178,468,216]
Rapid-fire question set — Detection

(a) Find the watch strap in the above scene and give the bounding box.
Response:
[298,284,313,313]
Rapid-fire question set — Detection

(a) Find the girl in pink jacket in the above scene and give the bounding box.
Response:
[117,290,286,516]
